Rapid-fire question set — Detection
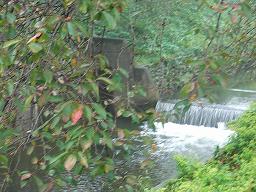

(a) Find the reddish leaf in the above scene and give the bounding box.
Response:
[27,32,42,44]
[71,57,78,67]
[118,129,125,139]
[211,5,223,13]
[65,16,72,22]
[71,106,83,125]
[232,4,239,11]
[81,140,93,152]
[62,115,70,123]
[21,173,32,180]
[44,181,54,192]
[57,77,65,84]
[231,15,238,24]
[64,154,77,171]
[151,143,157,152]
[116,6,123,13]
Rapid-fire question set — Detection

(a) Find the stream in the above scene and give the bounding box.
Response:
[66,90,255,192]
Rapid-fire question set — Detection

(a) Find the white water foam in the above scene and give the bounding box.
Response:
[154,122,233,144]
[141,122,235,157]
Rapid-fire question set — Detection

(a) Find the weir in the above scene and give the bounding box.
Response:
[156,101,246,127]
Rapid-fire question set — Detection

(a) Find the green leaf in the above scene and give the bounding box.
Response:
[102,11,116,29]
[48,96,64,103]
[75,21,88,35]
[33,176,45,191]
[103,132,113,149]
[125,184,134,192]
[51,116,61,129]
[57,101,74,113]
[180,83,192,98]
[55,178,67,187]
[64,0,75,7]
[92,103,107,119]
[42,132,53,140]
[28,43,43,53]
[20,180,28,188]
[83,106,92,122]
[7,81,14,96]
[104,163,113,173]
[24,95,34,111]
[79,0,89,13]
[78,152,88,168]
[89,82,99,101]
[110,73,123,91]
[26,145,34,155]
[43,70,53,83]
[0,155,8,166]
[97,77,113,85]
[137,87,147,97]
[6,13,16,24]
[122,111,133,118]
[3,39,21,48]
[240,3,252,17]
[209,62,218,70]
[0,100,5,113]
[48,152,67,165]
[67,22,76,37]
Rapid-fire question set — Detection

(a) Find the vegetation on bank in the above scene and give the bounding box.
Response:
[110,0,256,97]
[153,106,256,192]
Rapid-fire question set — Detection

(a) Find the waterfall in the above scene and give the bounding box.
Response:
[156,101,245,127]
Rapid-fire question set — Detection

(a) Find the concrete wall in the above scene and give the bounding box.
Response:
[90,37,133,73]
[132,66,159,109]
[90,37,159,109]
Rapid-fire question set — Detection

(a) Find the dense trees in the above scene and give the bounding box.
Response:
[109,0,256,98]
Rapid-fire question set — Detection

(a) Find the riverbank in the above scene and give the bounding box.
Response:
[151,104,256,192]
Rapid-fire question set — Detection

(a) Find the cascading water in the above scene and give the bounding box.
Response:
[65,92,254,191]
[156,101,246,127]
[137,94,254,189]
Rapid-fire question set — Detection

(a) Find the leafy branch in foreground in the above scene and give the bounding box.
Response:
[0,1,156,191]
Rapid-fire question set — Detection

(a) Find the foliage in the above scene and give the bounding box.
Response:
[105,0,256,98]
[154,105,256,192]
[0,0,157,191]
[0,0,255,191]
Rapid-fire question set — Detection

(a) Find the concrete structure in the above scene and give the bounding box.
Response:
[90,37,159,109]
